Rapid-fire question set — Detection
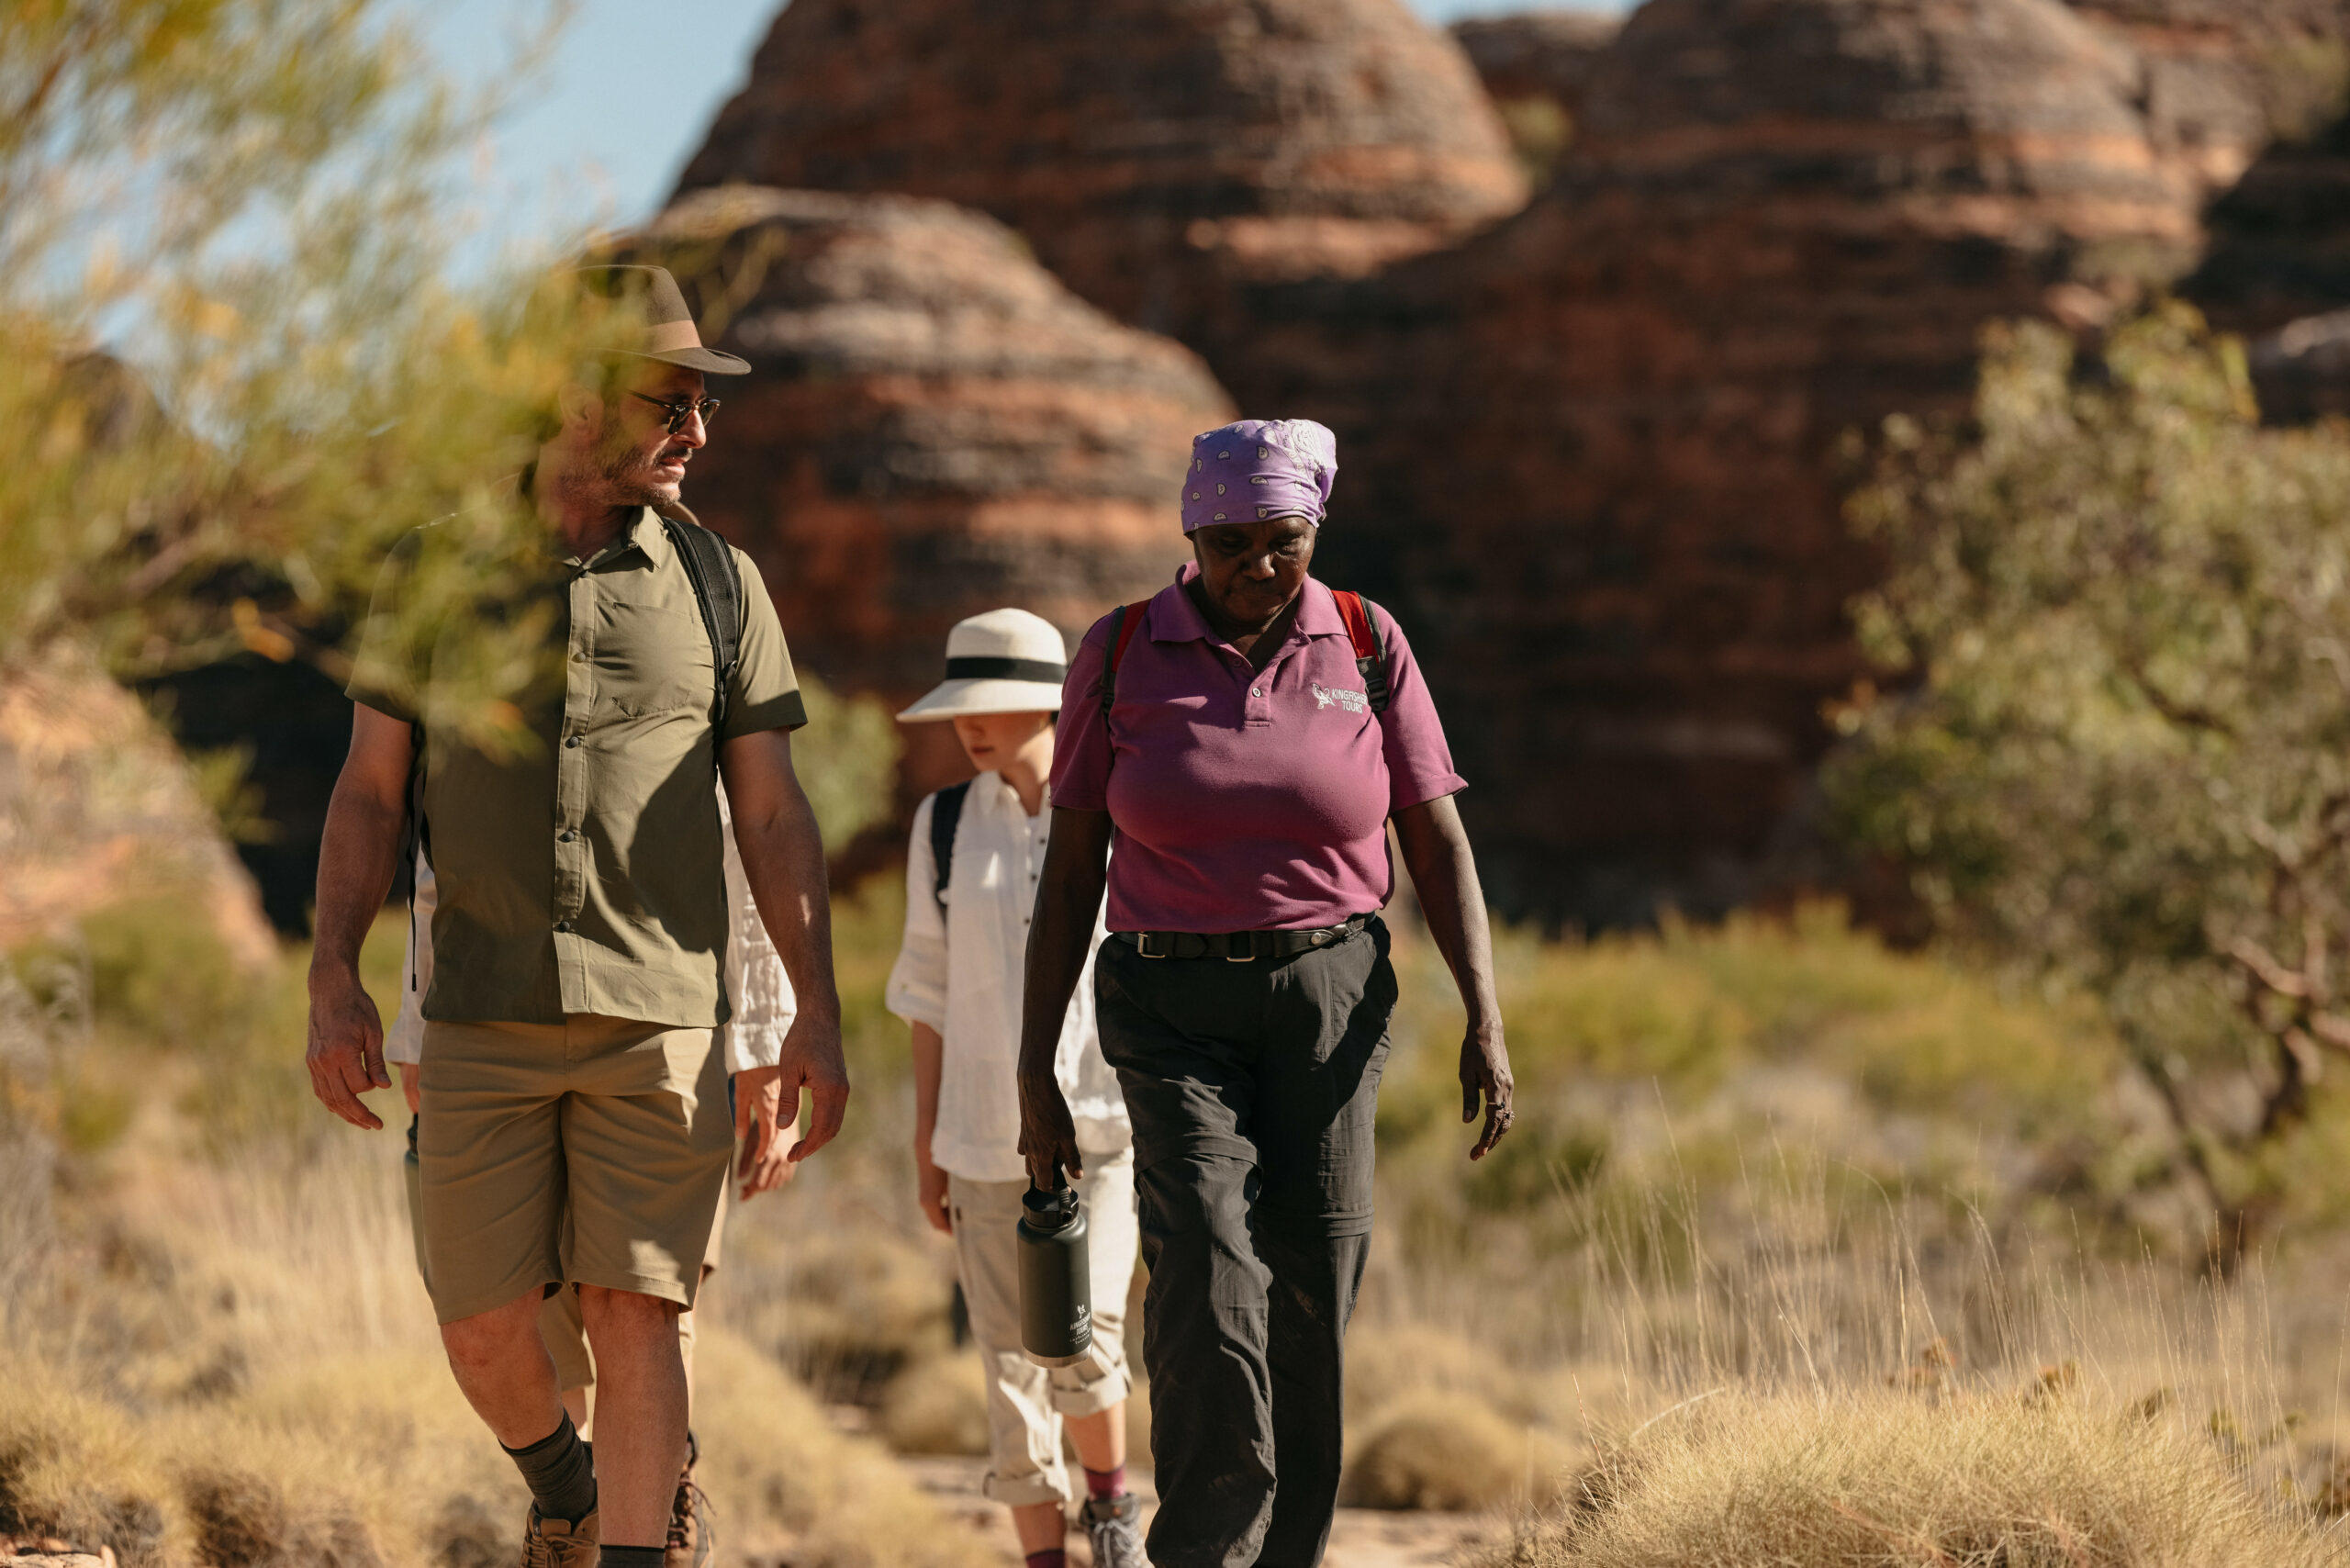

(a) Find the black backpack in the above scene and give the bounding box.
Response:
[403,510,745,991]
[928,779,974,913]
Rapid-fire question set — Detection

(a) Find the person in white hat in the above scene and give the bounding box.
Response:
[884,609,1147,1568]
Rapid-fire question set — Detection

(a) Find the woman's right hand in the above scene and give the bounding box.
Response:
[1018,1070,1084,1190]
[915,1149,953,1234]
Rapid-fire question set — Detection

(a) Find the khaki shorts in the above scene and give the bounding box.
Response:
[406,1123,727,1390]
[539,1187,726,1390]
[418,1014,731,1325]
[949,1150,1139,1508]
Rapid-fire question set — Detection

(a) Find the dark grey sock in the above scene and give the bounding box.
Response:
[598,1547,665,1568]
[500,1412,598,1527]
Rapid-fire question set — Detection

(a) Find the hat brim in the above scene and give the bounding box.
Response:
[897,678,1065,722]
[624,345,753,376]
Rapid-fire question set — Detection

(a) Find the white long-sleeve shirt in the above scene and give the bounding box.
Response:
[386,784,796,1074]
[886,775,1129,1182]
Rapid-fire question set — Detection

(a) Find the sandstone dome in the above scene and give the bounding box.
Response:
[1248,0,2204,923]
[671,0,1528,348]
[628,185,1231,806]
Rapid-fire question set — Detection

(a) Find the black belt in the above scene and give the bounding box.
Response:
[1116,914,1371,961]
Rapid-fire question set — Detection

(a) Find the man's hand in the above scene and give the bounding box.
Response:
[307,967,390,1130]
[1018,1070,1082,1191]
[733,1064,802,1200]
[398,1061,421,1114]
[773,1012,851,1164]
[1461,1026,1515,1160]
[915,1149,953,1235]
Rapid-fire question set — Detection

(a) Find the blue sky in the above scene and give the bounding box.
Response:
[436,1,1628,241]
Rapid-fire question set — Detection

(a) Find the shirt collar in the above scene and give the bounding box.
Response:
[574,506,665,571]
[977,769,1051,819]
[1148,563,1346,644]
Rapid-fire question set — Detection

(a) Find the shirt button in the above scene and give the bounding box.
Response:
[554,920,573,934]
[565,735,581,748]
[1250,687,1262,697]
[559,830,576,843]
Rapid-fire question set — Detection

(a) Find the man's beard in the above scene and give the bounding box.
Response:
[593,423,680,507]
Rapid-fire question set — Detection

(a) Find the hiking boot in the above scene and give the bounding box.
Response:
[520,1505,598,1568]
[1080,1492,1148,1568]
[664,1456,713,1568]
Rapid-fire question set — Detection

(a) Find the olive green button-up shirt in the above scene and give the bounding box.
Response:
[347,508,807,1028]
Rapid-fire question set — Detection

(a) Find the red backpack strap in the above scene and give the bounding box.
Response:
[1329,589,1392,714]
[1101,599,1150,721]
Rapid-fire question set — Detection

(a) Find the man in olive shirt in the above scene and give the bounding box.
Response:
[305,266,849,1568]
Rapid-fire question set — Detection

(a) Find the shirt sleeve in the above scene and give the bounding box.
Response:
[884,793,949,1033]
[1375,605,1469,812]
[1046,614,1117,812]
[719,545,811,740]
[344,529,427,723]
[382,850,435,1065]
[719,786,798,1075]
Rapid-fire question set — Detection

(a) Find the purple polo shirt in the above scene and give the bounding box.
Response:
[1050,566,1467,934]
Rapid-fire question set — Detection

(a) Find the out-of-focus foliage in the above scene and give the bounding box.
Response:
[1825,303,2350,1247]
[792,678,901,856]
[0,0,696,747]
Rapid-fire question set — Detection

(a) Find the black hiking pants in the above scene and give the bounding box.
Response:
[1093,917,1396,1568]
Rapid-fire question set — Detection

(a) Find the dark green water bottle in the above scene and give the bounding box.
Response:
[1017,1179,1093,1367]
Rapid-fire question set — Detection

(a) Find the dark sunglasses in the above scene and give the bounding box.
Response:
[629,390,721,434]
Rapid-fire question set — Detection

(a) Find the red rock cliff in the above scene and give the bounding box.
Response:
[632,186,1233,793]
[1247,0,2205,923]
[671,0,1527,354]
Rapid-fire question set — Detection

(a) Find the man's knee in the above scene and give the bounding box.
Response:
[577,1283,682,1352]
[441,1291,551,1372]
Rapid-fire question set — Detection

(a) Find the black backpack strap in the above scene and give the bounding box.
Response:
[403,720,431,991]
[658,513,744,732]
[930,780,973,913]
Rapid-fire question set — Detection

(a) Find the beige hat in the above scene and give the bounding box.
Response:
[898,609,1069,722]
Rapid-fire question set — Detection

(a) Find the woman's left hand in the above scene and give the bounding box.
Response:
[1460,1027,1515,1160]
[1019,1070,1085,1189]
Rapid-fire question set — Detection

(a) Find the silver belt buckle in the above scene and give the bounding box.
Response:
[1138,932,1169,959]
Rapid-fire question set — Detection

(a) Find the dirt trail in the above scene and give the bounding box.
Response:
[894,1456,1494,1568]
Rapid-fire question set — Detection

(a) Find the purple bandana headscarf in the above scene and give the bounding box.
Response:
[1181,418,1337,532]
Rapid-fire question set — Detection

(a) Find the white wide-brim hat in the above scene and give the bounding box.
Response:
[897,607,1069,722]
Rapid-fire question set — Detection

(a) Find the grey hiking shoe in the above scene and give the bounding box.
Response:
[1081,1493,1148,1568]
[520,1506,598,1568]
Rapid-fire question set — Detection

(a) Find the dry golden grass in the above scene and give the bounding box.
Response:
[0,1135,993,1568]
[17,887,2350,1563]
[878,1353,993,1458]
[1339,1392,1570,1513]
[0,901,992,1568]
[1497,1389,2346,1568]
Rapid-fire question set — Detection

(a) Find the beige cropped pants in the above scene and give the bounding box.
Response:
[948,1148,1139,1508]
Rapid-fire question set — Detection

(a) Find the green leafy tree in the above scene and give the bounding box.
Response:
[1,1,902,854]
[1826,304,2350,1256]
[0,0,595,739]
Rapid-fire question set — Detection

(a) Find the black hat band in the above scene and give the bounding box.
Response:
[946,656,1067,684]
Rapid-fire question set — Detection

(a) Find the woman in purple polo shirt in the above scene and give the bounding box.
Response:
[1017,419,1515,1568]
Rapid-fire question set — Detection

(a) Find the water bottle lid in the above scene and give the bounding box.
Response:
[1022,1183,1080,1231]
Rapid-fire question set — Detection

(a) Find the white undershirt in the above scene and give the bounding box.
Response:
[887,773,1128,1183]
